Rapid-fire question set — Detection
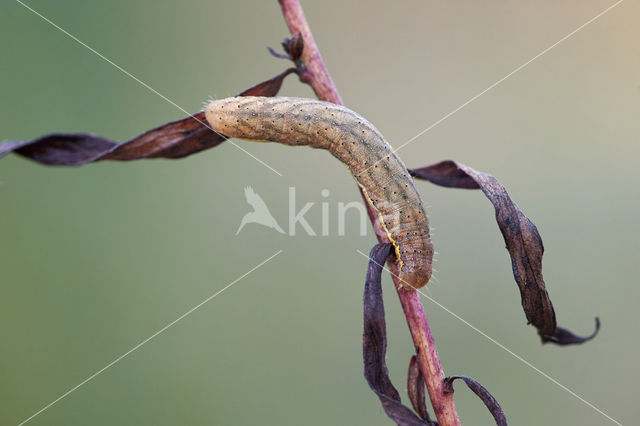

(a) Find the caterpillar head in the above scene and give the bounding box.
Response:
[398,263,431,290]
[395,241,433,290]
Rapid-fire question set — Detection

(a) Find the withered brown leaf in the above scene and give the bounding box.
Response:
[444,375,507,426]
[409,160,599,345]
[0,69,295,166]
[363,243,435,426]
[407,355,432,423]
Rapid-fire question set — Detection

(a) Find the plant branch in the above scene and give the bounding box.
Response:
[278,1,460,425]
[278,1,343,105]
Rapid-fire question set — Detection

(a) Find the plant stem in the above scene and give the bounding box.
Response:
[278,0,343,105]
[277,1,460,425]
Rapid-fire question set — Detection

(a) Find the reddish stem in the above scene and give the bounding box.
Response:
[279,1,343,105]
[278,1,460,425]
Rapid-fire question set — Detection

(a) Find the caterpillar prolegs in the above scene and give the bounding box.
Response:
[205,96,433,290]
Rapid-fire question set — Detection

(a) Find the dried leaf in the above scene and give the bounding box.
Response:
[2,134,119,166]
[407,355,432,422]
[283,33,305,61]
[240,67,297,98]
[0,69,295,166]
[363,243,434,426]
[267,46,291,60]
[545,318,600,345]
[444,375,506,426]
[409,160,599,345]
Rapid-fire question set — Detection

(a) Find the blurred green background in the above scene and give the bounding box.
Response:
[1,1,638,425]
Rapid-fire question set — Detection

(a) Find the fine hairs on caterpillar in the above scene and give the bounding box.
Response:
[205,96,433,290]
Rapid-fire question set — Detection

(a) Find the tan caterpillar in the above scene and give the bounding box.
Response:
[205,96,433,289]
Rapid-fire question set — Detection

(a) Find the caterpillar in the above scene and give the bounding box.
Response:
[205,96,433,290]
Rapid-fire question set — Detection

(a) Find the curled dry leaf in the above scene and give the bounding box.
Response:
[0,69,296,166]
[363,243,434,426]
[444,375,506,426]
[268,33,305,63]
[409,160,600,345]
[283,33,305,61]
[545,317,600,345]
[407,355,432,423]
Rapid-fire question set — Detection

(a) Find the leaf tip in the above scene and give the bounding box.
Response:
[543,317,601,346]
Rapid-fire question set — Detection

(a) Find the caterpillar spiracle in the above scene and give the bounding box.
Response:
[205,96,433,290]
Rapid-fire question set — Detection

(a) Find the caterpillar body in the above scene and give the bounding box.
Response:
[205,96,433,290]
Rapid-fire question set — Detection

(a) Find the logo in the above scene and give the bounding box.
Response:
[236,186,285,235]
[236,186,368,237]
